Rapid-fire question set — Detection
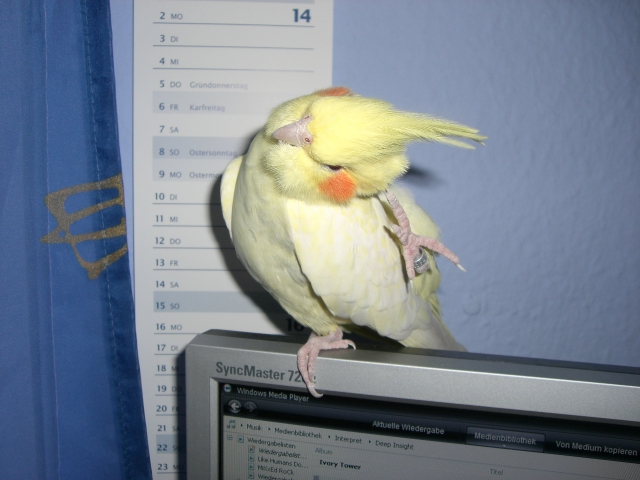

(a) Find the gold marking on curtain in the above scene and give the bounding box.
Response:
[41,174,127,279]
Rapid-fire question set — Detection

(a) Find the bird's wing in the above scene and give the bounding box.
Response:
[220,156,243,237]
[287,186,463,350]
[286,191,432,343]
[381,188,463,350]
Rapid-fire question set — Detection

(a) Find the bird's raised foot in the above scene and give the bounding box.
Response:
[385,191,465,280]
[297,329,356,398]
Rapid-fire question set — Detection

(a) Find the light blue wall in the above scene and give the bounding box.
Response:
[112,0,640,367]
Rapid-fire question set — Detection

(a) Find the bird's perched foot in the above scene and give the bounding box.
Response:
[297,329,356,398]
[385,191,466,280]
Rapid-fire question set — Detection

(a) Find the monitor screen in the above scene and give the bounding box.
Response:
[186,330,640,479]
[219,383,639,479]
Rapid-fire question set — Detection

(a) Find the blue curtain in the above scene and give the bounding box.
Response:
[0,1,151,478]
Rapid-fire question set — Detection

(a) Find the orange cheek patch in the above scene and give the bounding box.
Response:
[319,171,356,202]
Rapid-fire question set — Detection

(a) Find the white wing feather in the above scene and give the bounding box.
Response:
[221,156,243,237]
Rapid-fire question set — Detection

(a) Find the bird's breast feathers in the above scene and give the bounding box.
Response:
[285,194,427,340]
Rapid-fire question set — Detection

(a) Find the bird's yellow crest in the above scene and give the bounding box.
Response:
[262,88,485,204]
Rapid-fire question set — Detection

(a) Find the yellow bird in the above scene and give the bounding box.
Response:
[221,87,485,397]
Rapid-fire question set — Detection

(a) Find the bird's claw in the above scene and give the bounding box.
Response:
[385,191,464,280]
[297,329,356,398]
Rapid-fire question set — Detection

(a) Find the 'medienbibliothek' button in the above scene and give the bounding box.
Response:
[466,427,545,453]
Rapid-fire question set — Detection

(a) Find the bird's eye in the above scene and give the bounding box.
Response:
[327,165,343,171]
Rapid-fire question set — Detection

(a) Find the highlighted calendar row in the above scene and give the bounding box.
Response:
[153,91,284,115]
[153,291,285,313]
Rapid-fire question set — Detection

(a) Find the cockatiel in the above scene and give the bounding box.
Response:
[221,87,485,397]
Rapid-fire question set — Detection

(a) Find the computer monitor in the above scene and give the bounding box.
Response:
[186,329,640,479]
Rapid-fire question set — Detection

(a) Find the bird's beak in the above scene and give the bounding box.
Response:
[272,115,314,147]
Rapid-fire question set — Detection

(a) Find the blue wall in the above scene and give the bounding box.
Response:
[112,0,640,367]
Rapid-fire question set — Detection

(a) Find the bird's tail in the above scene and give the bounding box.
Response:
[400,322,467,352]
[399,292,467,352]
